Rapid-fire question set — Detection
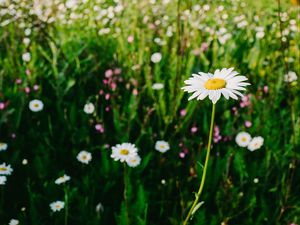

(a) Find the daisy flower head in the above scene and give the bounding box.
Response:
[151,52,162,63]
[29,99,44,112]
[9,219,19,225]
[83,102,95,114]
[126,155,141,168]
[0,176,7,185]
[155,140,170,153]
[247,136,264,151]
[0,163,13,175]
[111,143,138,163]
[235,132,252,147]
[182,68,250,104]
[0,142,8,151]
[77,151,92,164]
[50,201,65,212]
[55,174,71,185]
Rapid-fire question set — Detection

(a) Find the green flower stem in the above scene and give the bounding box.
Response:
[123,163,130,225]
[183,103,216,225]
[64,186,69,225]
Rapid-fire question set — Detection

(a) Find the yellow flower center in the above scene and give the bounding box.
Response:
[0,143,4,147]
[159,145,165,149]
[241,137,247,142]
[0,167,7,171]
[204,78,226,90]
[120,149,129,155]
[34,103,39,108]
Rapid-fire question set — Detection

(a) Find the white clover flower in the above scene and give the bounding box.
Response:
[155,140,170,153]
[50,201,65,212]
[9,219,19,225]
[55,174,71,185]
[151,52,162,63]
[0,142,8,151]
[284,71,298,83]
[152,83,164,90]
[77,151,92,164]
[22,52,31,62]
[0,163,13,175]
[235,132,252,147]
[0,176,7,185]
[247,136,264,151]
[29,99,44,112]
[256,31,265,39]
[111,143,138,163]
[126,155,141,168]
[23,37,31,45]
[83,103,95,114]
[182,68,250,104]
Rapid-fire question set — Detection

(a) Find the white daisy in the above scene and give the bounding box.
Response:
[247,136,264,151]
[50,201,65,212]
[182,68,250,104]
[29,99,44,112]
[77,151,92,164]
[0,163,13,175]
[235,132,252,147]
[0,142,8,151]
[9,219,19,225]
[284,71,297,83]
[155,140,170,153]
[22,52,31,62]
[83,103,95,114]
[151,52,162,63]
[126,155,141,168]
[152,83,164,90]
[55,174,71,185]
[111,143,138,163]
[0,176,7,185]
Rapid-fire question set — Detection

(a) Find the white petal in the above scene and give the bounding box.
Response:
[221,89,229,99]
[188,91,201,101]
[197,90,209,100]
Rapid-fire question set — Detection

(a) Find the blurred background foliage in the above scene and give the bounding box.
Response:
[0,0,299,224]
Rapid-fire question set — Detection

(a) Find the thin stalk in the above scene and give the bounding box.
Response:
[123,163,130,225]
[183,103,216,225]
[64,186,69,225]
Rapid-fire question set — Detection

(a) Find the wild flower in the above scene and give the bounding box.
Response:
[50,201,65,212]
[0,163,13,175]
[55,174,71,185]
[77,151,92,164]
[0,142,8,151]
[155,141,170,153]
[29,99,44,112]
[182,68,250,104]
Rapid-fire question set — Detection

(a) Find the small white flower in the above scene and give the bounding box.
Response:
[22,52,31,62]
[0,163,13,175]
[29,99,44,112]
[152,83,164,90]
[77,151,92,164]
[253,178,259,183]
[9,219,19,225]
[0,176,7,185]
[23,37,31,45]
[111,143,138,163]
[96,202,104,213]
[247,136,264,151]
[256,31,265,39]
[55,174,71,185]
[50,201,65,212]
[155,140,170,153]
[126,155,141,168]
[284,71,297,83]
[235,132,252,147]
[151,52,162,63]
[0,142,8,151]
[22,159,28,165]
[83,103,95,114]
[182,68,250,104]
